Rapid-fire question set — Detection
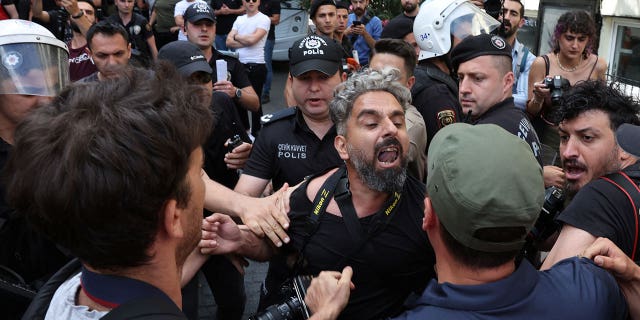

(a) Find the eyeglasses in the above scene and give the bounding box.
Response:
[188,72,212,85]
[244,0,258,3]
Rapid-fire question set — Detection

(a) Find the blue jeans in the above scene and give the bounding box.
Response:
[215,34,229,51]
[262,38,275,96]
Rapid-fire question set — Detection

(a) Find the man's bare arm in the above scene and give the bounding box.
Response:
[541,224,597,270]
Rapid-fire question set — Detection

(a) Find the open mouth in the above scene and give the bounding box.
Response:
[377,145,400,165]
[563,161,586,181]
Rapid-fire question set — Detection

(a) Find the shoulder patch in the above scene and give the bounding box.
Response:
[261,107,297,125]
[437,110,456,128]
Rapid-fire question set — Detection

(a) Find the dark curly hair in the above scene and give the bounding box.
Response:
[552,10,597,59]
[549,80,640,128]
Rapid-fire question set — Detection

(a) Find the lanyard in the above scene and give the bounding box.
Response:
[295,165,402,272]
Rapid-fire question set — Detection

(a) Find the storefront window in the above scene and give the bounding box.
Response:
[611,24,640,86]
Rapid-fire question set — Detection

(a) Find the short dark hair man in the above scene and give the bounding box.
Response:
[81,21,132,81]
[498,0,536,110]
[107,0,159,67]
[158,40,251,320]
[200,69,436,320]
[390,123,627,319]
[451,33,542,165]
[309,0,337,38]
[7,64,212,318]
[541,80,640,269]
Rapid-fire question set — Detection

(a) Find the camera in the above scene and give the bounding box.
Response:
[543,75,571,107]
[528,186,565,243]
[250,275,313,320]
[227,134,243,153]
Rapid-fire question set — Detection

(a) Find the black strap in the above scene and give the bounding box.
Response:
[334,191,402,269]
[601,172,640,261]
[542,54,550,76]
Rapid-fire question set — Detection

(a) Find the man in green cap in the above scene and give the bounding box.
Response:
[392,123,627,319]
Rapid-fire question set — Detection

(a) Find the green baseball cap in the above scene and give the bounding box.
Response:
[426,123,544,253]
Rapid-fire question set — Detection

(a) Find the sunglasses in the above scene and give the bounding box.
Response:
[244,0,258,3]
[188,72,212,85]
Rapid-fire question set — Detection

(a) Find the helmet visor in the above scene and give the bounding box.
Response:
[0,42,69,96]
[449,1,500,41]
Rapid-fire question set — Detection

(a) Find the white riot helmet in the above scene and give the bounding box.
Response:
[0,19,69,96]
[414,0,500,60]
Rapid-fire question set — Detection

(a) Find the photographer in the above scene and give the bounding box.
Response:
[527,10,608,187]
[541,80,640,269]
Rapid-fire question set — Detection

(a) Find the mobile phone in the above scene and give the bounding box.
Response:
[352,20,362,26]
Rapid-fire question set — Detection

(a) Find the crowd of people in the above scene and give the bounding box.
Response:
[0,0,639,319]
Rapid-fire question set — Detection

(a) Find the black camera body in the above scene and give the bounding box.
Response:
[250,275,313,320]
[528,186,565,242]
[543,75,571,107]
[227,134,243,153]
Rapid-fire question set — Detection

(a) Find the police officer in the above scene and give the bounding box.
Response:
[451,33,542,165]
[234,34,346,198]
[411,0,500,150]
[0,19,71,317]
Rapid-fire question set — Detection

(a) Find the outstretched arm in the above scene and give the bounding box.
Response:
[199,213,278,261]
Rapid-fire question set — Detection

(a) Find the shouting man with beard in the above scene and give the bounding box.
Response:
[497,0,535,111]
[539,80,640,269]
[199,68,436,320]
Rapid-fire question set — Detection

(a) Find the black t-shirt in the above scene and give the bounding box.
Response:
[212,0,243,35]
[242,108,343,190]
[106,13,154,63]
[258,0,280,40]
[557,162,640,257]
[471,97,543,166]
[411,61,461,151]
[208,49,252,88]
[281,172,434,320]
[202,91,249,190]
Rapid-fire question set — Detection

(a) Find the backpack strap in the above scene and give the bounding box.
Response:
[513,42,529,94]
[601,172,640,261]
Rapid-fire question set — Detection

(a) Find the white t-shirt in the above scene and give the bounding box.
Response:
[231,12,270,64]
[174,0,205,41]
[45,273,108,320]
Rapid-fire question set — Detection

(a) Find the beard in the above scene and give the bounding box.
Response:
[498,21,517,38]
[346,138,408,193]
[564,145,622,197]
[403,2,416,13]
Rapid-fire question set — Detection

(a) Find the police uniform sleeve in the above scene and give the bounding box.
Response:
[241,126,278,180]
[557,179,637,255]
[413,84,459,149]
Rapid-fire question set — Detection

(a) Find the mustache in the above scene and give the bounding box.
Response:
[375,137,403,153]
[562,159,587,170]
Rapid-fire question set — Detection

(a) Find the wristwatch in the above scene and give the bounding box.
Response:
[235,88,242,99]
[72,10,84,19]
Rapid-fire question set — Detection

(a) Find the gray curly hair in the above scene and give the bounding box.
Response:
[330,68,412,136]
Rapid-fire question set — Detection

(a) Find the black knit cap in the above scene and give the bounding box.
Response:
[450,34,512,71]
[380,15,414,40]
